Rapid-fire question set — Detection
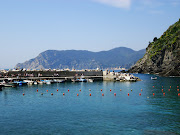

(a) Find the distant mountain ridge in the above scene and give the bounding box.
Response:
[15,47,145,69]
[128,19,180,76]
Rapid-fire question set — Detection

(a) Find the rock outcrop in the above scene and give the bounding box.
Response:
[128,19,180,76]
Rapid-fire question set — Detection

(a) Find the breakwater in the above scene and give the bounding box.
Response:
[0,70,140,88]
[0,70,103,81]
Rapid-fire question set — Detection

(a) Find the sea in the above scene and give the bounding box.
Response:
[0,74,180,135]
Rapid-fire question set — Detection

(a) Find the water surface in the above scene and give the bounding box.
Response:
[0,74,180,135]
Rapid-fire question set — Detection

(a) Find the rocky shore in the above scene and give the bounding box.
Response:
[128,19,180,77]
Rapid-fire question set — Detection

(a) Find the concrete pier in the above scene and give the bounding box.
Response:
[0,70,103,81]
[0,69,140,84]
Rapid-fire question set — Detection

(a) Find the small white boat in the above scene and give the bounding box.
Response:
[44,80,51,84]
[34,81,38,85]
[53,79,65,83]
[24,80,34,85]
[78,78,87,82]
[151,77,157,80]
[78,75,87,82]
[13,81,28,86]
[38,81,43,85]
[87,79,94,82]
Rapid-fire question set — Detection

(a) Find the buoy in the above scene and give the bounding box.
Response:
[23,93,25,96]
[170,86,171,88]
[57,89,58,92]
[47,90,48,92]
[41,93,43,95]
[110,89,111,92]
[177,89,179,92]
[177,86,179,88]
[162,89,163,92]
[89,93,91,96]
[114,93,116,96]
[178,93,180,96]
[141,89,142,91]
[153,93,155,96]
[153,86,154,88]
[120,89,122,91]
[77,94,79,96]
[37,89,38,92]
[168,89,170,91]
[101,89,102,91]
[128,93,129,96]
[102,93,104,96]
[139,93,141,96]
[163,93,165,96]
[51,93,53,95]
[63,93,65,96]
[162,86,163,88]
[79,89,81,92]
[68,89,69,92]
[89,89,91,91]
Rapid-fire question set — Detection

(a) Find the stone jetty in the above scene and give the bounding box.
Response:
[0,69,140,88]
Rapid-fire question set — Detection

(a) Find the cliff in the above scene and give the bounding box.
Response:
[128,19,180,76]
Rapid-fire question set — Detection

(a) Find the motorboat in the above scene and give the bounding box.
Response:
[13,81,28,86]
[151,77,157,80]
[71,79,79,82]
[78,75,87,82]
[38,81,43,85]
[87,79,94,82]
[44,80,51,84]
[78,78,87,82]
[24,80,34,85]
[34,81,38,85]
[53,79,65,83]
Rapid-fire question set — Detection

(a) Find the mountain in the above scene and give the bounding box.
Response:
[128,19,180,76]
[15,47,145,69]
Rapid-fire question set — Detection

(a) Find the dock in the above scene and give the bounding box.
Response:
[0,69,140,88]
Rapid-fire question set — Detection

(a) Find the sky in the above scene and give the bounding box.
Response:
[0,0,180,69]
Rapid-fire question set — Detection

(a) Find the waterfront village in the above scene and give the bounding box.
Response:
[0,68,140,89]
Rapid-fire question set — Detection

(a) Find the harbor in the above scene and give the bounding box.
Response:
[0,69,140,88]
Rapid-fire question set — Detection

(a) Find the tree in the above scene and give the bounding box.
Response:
[153,37,158,42]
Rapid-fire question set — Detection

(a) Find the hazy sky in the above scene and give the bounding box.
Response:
[0,0,180,68]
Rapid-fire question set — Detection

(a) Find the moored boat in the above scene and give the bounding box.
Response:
[34,81,38,85]
[53,79,65,83]
[24,80,34,85]
[78,78,87,82]
[44,80,51,84]
[151,77,157,80]
[87,79,93,82]
[13,81,28,86]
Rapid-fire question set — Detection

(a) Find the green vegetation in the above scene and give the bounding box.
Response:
[148,19,180,59]
[129,19,180,76]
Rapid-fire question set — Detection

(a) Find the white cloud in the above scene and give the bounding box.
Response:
[92,0,131,9]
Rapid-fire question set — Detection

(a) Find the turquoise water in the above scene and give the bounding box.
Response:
[0,74,180,135]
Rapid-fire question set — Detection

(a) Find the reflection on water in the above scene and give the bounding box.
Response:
[0,74,179,135]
